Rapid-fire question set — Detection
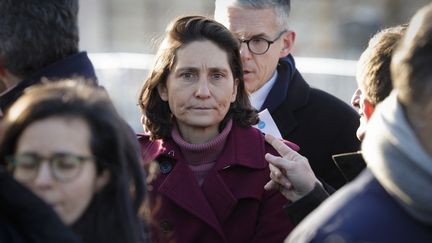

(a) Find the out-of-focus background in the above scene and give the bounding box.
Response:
[78,0,430,131]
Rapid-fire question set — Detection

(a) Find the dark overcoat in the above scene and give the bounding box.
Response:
[262,55,361,189]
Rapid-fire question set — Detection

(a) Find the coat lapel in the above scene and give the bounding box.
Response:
[202,125,268,223]
[155,142,225,237]
[260,57,311,138]
[147,125,272,238]
[272,106,297,138]
[272,62,311,138]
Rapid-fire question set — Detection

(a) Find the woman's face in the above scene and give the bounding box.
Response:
[158,40,237,140]
[13,116,108,225]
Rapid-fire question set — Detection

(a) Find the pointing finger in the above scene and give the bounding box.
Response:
[265,134,297,158]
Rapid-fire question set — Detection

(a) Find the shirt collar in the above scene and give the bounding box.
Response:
[250,70,278,110]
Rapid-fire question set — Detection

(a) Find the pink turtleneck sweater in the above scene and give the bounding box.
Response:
[171,120,233,186]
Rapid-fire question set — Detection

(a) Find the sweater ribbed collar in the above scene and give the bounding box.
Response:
[171,120,233,165]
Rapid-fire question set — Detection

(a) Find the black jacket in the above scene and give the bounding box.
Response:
[0,171,82,243]
[263,55,361,189]
[283,152,366,224]
[0,52,98,115]
[286,170,432,243]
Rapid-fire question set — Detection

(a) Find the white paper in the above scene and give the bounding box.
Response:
[253,108,283,139]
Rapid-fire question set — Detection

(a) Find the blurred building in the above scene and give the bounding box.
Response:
[79,0,213,53]
[79,0,430,57]
[78,0,430,131]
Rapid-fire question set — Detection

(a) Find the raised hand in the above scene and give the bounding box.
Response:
[264,134,320,202]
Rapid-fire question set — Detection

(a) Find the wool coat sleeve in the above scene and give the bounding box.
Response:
[251,188,295,242]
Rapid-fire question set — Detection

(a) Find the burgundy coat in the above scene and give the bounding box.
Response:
[138,123,296,243]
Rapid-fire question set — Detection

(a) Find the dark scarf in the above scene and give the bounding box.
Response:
[260,54,296,112]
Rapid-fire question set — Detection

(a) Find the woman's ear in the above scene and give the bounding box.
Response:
[95,170,110,192]
[231,79,238,102]
[157,84,168,101]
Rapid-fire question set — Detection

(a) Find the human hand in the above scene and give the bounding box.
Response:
[264,134,320,202]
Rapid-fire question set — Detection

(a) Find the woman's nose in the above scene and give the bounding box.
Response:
[33,162,55,187]
[195,79,211,98]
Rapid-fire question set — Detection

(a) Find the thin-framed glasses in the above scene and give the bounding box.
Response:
[238,30,288,55]
[6,153,94,182]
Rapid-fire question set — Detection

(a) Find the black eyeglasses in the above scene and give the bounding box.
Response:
[238,30,287,55]
[6,153,94,182]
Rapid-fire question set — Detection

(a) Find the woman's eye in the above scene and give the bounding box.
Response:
[17,160,38,170]
[212,73,225,80]
[180,72,196,80]
[57,160,78,170]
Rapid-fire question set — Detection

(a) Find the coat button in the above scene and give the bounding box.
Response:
[160,220,173,233]
[159,161,172,174]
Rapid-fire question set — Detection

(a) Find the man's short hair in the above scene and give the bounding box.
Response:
[356,25,406,105]
[214,0,291,30]
[0,0,79,79]
[391,3,432,108]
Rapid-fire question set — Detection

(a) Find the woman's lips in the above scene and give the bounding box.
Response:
[190,106,212,110]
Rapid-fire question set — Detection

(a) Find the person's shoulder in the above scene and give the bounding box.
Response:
[263,135,301,158]
[137,132,150,141]
[233,124,298,148]
[306,88,359,123]
[285,170,388,242]
[287,169,432,242]
[309,88,353,109]
[231,123,264,139]
[136,133,164,162]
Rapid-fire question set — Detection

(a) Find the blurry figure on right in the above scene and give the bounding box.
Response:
[286,3,432,242]
[266,24,406,225]
[332,24,407,182]
[352,25,407,141]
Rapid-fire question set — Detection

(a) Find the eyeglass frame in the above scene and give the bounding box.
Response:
[6,153,95,183]
[238,29,288,55]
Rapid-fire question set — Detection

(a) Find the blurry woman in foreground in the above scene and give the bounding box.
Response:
[138,15,297,242]
[0,80,148,243]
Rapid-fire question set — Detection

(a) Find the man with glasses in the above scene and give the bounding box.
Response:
[214,0,361,192]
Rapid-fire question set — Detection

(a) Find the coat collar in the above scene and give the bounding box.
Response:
[215,124,267,170]
[0,52,97,114]
[262,55,311,137]
[260,54,295,113]
[150,123,268,170]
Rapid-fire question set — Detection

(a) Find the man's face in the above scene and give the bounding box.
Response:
[216,6,293,93]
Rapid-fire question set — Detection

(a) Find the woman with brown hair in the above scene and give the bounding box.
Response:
[1,80,149,243]
[138,15,298,243]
